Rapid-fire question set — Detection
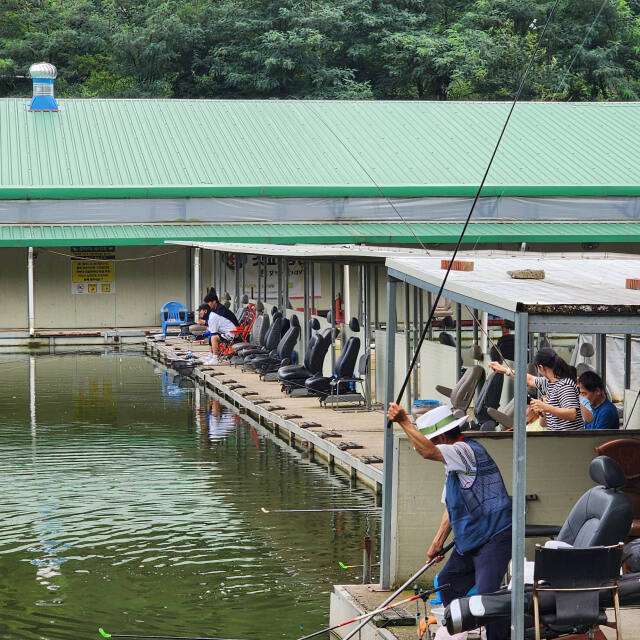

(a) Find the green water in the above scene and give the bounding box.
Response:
[0,351,380,640]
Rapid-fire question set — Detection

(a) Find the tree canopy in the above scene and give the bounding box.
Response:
[2,0,640,100]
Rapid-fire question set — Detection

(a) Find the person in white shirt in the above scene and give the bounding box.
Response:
[203,308,237,364]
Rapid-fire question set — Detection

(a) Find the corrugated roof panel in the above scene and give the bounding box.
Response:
[0,221,638,246]
[4,99,640,198]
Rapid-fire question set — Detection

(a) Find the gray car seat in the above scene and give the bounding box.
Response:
[253,316,301,376]
[436,345,485,412]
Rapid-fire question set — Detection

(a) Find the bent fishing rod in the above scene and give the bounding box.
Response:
[339,540,455,640]
[386,0,560,420]
[296,581,449,640]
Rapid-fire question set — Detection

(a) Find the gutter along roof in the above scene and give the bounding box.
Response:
[3,99,640,199]
[0,221,638,247]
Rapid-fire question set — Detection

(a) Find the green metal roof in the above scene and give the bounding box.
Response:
[3,99,640,199]
[0,221,638,247]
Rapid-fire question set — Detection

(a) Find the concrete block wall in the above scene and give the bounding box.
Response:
[390,431,640,587]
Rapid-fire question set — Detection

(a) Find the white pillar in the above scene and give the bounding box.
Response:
[28,247,35,336]
[343,264,351,321]
[193,247,201,312]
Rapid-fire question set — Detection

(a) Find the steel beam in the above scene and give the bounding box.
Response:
[381,275,398,590]
[511,311,528,640]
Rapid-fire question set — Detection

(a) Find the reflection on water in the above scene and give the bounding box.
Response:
[0,351,379,640]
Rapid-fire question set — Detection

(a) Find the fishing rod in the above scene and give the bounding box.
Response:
[339,540,454,640]
[98,630,250,640]
[385,0,560,420]
[296,583,448,640]
[261,507,380,514]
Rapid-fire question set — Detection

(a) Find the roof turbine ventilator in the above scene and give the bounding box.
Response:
[28,62,58,112]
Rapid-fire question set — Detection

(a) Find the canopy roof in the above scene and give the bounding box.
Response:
[1,221,639,247]
[386,254,640,315]
[3,99,640,199]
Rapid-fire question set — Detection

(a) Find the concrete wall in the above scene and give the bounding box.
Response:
[0,248,28,330]
[0,246,191,330]
[390,431,640,587]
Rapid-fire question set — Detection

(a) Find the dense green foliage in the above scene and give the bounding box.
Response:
[2,0,640,100]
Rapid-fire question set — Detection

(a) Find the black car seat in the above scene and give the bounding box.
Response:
[241,314,285,369]
[305,318,361,400]
[557,455,632,547]
[279,322,333,392]
[253,316,301,375]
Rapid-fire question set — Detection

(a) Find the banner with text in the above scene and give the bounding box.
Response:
[70,246,116,294]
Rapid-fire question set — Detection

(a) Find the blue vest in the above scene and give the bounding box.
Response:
[445,439,511,555]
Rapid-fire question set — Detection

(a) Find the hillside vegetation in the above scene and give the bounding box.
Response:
[2,0,640,100]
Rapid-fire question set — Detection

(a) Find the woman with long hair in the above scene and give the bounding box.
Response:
[489,347,584,431]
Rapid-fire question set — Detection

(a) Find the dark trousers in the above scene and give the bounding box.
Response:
[438,527,512,640]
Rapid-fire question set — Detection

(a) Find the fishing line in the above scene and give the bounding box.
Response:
[386,0,561,414]
[555,0,610,95]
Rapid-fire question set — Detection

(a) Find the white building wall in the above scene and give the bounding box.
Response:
[1,246,190,330]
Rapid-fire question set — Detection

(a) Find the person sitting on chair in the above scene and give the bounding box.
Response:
[202,303,237,365]
[189,304,210,339]
[204,290,240,327]
[578,371,619,430]
[387,402,512,640]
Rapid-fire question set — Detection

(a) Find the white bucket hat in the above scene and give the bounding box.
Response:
[416,404,467,440]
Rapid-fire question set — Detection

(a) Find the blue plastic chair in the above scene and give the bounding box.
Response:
[160,301,188,337]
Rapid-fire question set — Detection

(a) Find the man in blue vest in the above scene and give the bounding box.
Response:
[387,402,512,640]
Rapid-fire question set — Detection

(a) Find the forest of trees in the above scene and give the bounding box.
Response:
[2,0,640,101]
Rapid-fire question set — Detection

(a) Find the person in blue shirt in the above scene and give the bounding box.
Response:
[577,371,620,430]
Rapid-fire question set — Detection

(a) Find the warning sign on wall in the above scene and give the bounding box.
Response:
[70,246,116,294]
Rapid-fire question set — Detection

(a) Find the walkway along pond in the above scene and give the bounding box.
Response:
[0,349,380,640]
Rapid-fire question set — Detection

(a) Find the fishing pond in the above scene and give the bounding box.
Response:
[0,350,380,640]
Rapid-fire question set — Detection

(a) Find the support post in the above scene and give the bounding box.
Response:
[28,246,35,336]
[303,261,309,362]
[456,303,462,381]
[381,275,397,590]
[364,264,372,408]
[234,253,240,309]
[625,334,632,390]
[511,311,528,640]
[331,263,336,371]
[374,265,380,329]
[193,247,201,313]
[598,333,607,391]
[404,283,411,411]
[413,286,419,402]
[186,248,192,311]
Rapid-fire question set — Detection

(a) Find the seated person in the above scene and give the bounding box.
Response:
[577,370,619,429]
[189,304,210,337]
[203,305,237,365]
[204,291,240,326]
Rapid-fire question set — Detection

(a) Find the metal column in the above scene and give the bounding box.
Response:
[598,333,607,391]
[455,303,462,380]
[330,264,336,371]
[263,257,268,304]
[404,283,411,411]
[412,287,419,402]
[186,248,192,310]
[374,265,380,329]
[234,253,240,309]
[303,261,309,362]
[427,293,433,341]
[625,334,632,391]
[511,311,529,640]
[380,276,398,590]
[193,247,201,312]
[364,264,372,408]
[27,247,35,337]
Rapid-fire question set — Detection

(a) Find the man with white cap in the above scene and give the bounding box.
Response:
[387,402,512,640]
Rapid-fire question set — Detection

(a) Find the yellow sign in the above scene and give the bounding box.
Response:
[71,246,116,294]
[72,260,114,283]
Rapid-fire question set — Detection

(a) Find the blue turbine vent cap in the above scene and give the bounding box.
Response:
[28,62,58,112]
